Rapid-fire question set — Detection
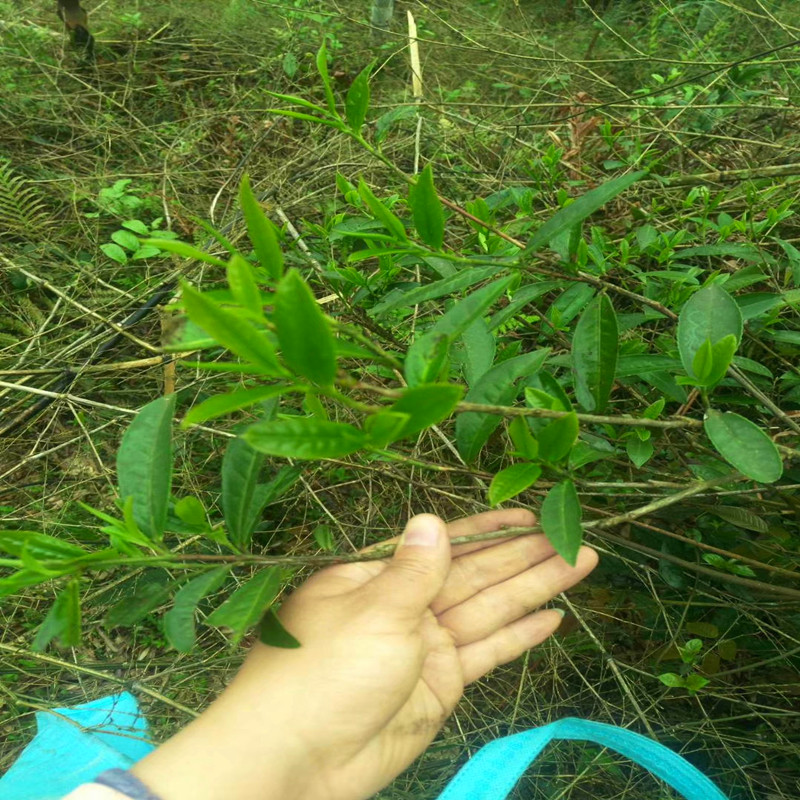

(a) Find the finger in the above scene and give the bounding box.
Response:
[458,609,566,685]
[364,514,451,621]
[431,534,556,614]
[359,508,538,560]
[437,546,598,646]
[447,509,539,557]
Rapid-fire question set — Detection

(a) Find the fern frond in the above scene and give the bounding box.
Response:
[0,159,52,240]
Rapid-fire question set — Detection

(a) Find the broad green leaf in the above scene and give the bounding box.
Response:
[704,410,782,483]
[540,479,583,566]
[206,567,283,643]
[105,574,173,628]
[182,385,292,428]
[227,254,264,316]
[456,349,550,462]
[708,505,768,533]
[238,175,284,281]
[358,179,407,241]
[244,418,367,459]
[273,270,337,385]
[259,607,301,649]
[678,285,742,379]
[315,40,338,116]
[387,383,464,439]
[409,164,444,250]
[345,63,371,132]
[182,283,285,375]
[32,579,81,651]
[173,496,207,527]
[164,567,230,653]
[627,436,654,468]
[658,672,685,688]
[527,171,646,251]
[616,355,681,377]
[0,531,85,560]
[364,412,411,449]
[404,332,450,387]
[488,463,542,507]
[537,412,579,462]
[117,394,176,541]
[528,371,573,412]
[508,416,538,460]
[143,239,228,268]
[572,294,618,412]
[547,283,596,328]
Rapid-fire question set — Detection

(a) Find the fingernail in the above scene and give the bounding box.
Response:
[552,608,566,618]
[401,516,441,548]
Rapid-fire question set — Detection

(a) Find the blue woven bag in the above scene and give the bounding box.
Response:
[437,717,729,800]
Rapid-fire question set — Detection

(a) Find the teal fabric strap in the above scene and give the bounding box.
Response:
[437,717,729,800]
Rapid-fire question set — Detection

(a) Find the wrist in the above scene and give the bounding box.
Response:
[130,682,308,800]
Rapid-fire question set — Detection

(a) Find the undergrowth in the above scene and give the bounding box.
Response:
[1,1,800,798]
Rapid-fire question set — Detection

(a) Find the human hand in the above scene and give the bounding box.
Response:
[131,509,598,800]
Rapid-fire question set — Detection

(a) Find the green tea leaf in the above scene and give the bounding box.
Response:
[708,505,768,533]
[456,349,550,462]
[164,567,230,653]
[540,479,583,566]
[704,410,782,483]
[345,63,371,132]
[691,339,714,385]
[527,171,646,251]
[182,283,285,375]
[273,270,337,385]
[537,412,579,463]
[244,418,367,459]
[315,40,338,116]
[404,332,450,387]
[358,179,407,241]
[117,394,176,541]
[368,268,489,316]
[105,575,173,628]
[259,607,301,649]
[32,579,81,651]
[222,437,266,549]
[238,175,284,281]
[461,318,496,386]
[364,412,411,449]
[678,285,742,379]
[227,254,264,316]
[572,294,618,412]
[409,164,444,250]
[387,383,464,439]
[508,416,538,460]
[488,463,542,507]
[182,385,292,428]
[143,239,228,268]
[174,496,207,527]
[706,334,738,386]
[206,567,283,643]
[0,531,85,560]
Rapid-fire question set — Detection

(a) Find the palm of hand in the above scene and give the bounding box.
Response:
[238,509,597,800]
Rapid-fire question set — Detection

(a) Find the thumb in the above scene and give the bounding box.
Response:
[367,514,451,620]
